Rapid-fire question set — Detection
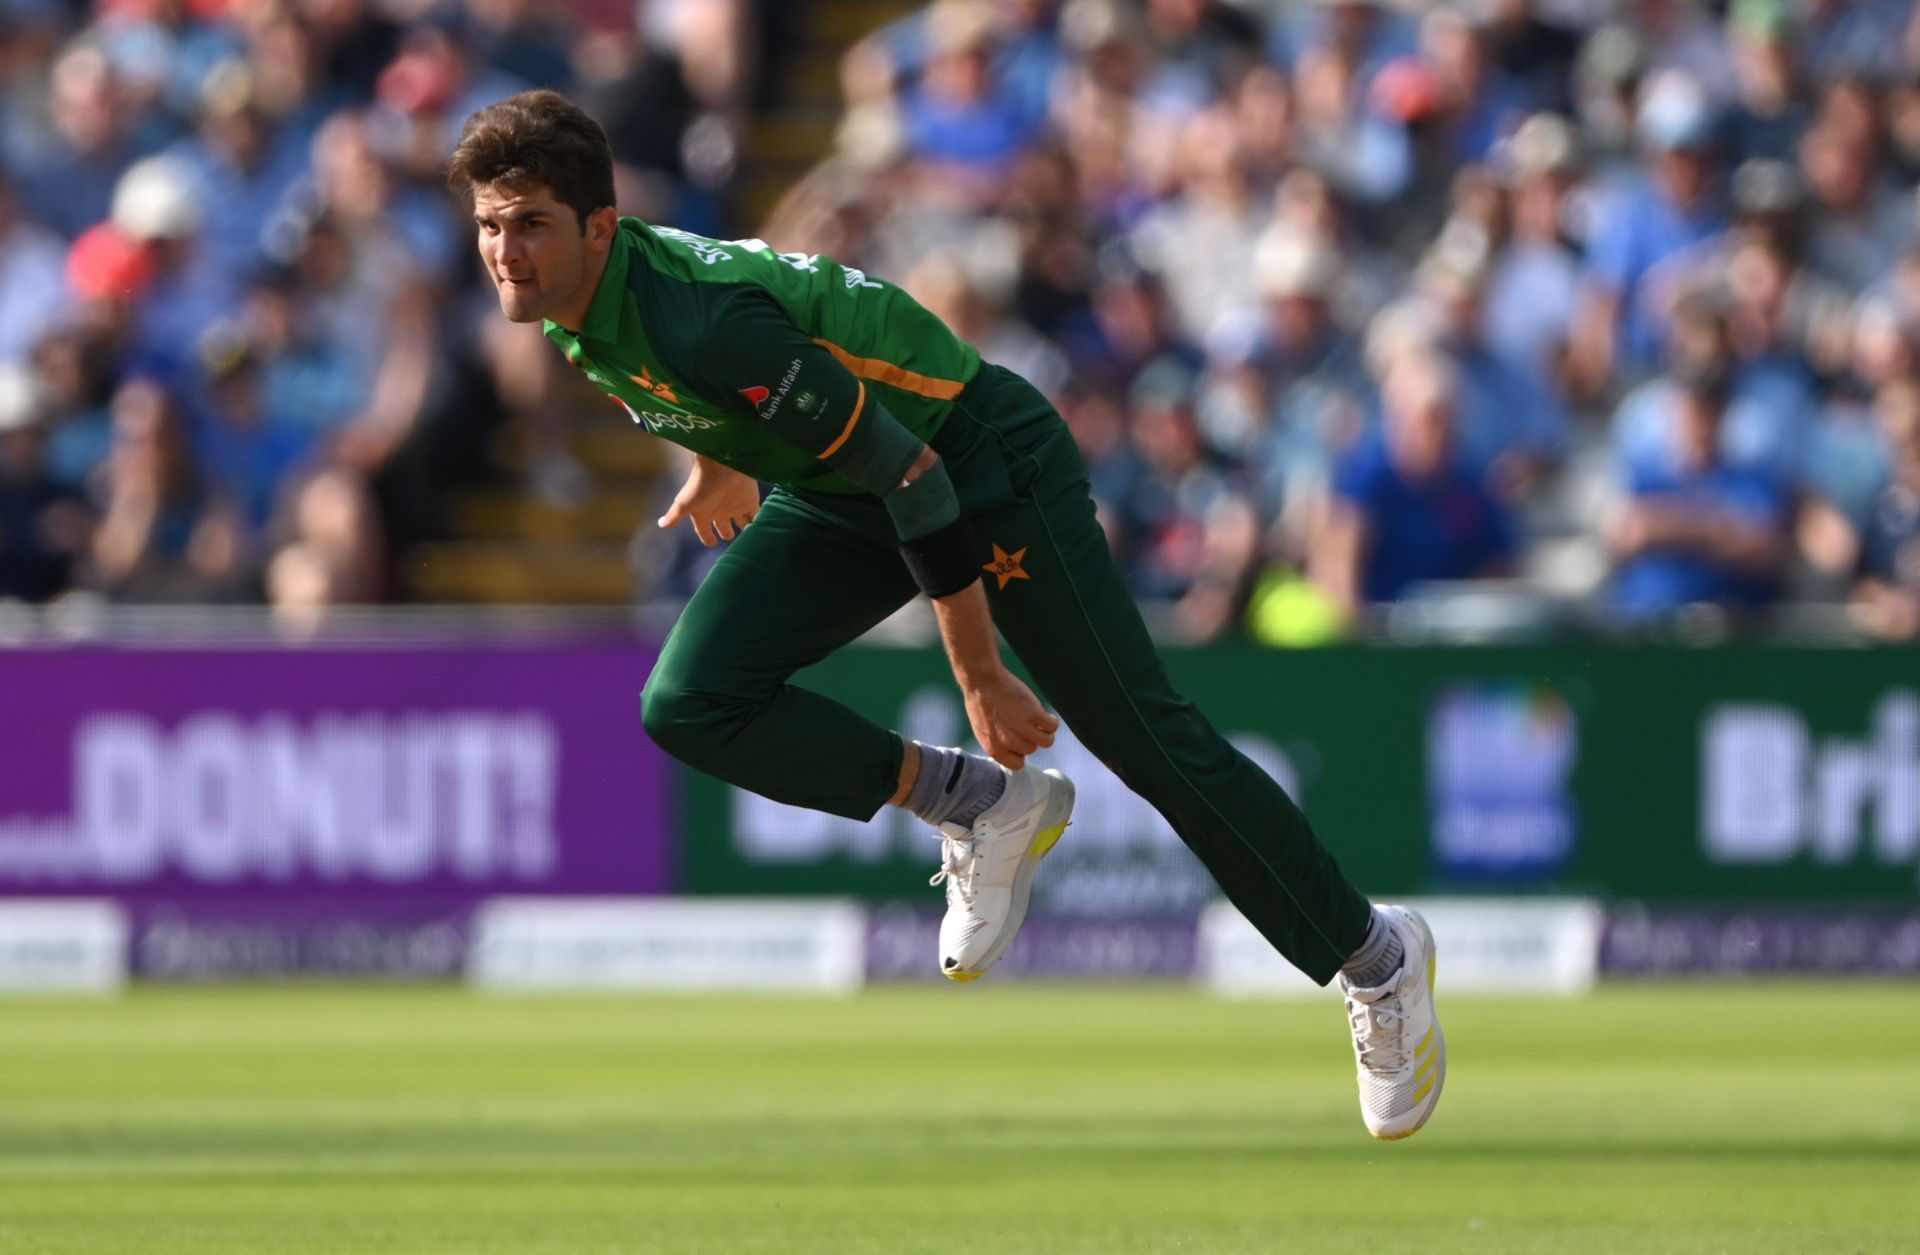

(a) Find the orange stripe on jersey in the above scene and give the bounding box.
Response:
[819,380,867,459]
[813,339,966,401]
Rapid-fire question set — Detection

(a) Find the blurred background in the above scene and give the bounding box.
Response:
[1,0,1918,642]
[0,0,1918,994]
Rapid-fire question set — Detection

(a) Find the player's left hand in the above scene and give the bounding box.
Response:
[962,668,1059,771]
[659,456,761,546]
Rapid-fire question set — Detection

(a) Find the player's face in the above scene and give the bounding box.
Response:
[472,182,595,325]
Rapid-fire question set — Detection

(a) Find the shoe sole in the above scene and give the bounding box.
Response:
[1371,906,1446,1141]
[945,769,1076,982]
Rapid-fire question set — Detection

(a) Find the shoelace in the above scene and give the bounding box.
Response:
[928,833,980,905]
[1347,994,1408,1072]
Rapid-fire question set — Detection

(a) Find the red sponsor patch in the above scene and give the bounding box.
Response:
[739,385,771,407]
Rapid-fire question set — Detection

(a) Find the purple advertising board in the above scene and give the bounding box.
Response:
[0,642,671,976]
[1602,904,1920,976]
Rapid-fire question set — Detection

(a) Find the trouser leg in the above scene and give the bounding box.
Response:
[641,489,917,820]
[950,393,1373,983]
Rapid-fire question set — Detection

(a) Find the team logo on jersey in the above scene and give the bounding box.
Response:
[983,544,1031,589]
[630,365,678,404]
[739,385,771,408]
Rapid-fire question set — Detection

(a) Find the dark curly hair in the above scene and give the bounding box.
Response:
[446,90,616,229]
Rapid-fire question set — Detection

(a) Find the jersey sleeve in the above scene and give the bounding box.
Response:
[666,284,924,496]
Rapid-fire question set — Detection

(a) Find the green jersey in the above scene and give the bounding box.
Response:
[543,219,982,496]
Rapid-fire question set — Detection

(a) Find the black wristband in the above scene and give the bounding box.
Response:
[898,513,983,599]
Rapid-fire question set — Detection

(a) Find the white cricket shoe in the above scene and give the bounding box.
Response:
[1336,905,1446,1140]
[930,766,1075,981]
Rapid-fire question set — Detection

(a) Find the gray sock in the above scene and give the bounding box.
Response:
[902,743,1007,830]
[1340,907,1404,989]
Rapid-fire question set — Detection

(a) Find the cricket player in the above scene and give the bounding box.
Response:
[449,90,1445,1139]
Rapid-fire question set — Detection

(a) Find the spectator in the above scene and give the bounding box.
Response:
[0,363,89,602]
[580,31,705,225]
[1799,114,1910,294]
[1483,112,1584,400]
[89,0,246,123]
[1800,374,1913,583]
[461,0,578,97]
[0,168,71,363]
[1211,225,1367,529]
[1851,376,1920,638]
[1624,0,1737,104]
[10,44,151,240]
[847,0,1064,133]
[1269,0,1415,89]
[31,322,120,498]
[1721,0,1808,167]
[172,59,314,285]
[1055,244,1203,389]
[1127,104,1267,346]
[1800,0,1918,82]
[1888,68,1920,185]
[1607,356,1789,624]
[1479,0,1584,116]
[1571,25,1648,173]
[1572,71,1728,392]
[1134,0,1262,119]
[88,377,247,602]
[265,465,384,632]
[1413,5,1529,166]
[901,2,1037,186]
[1291,18,1414,209]
[367,22,528,186]
[190,317,323,537]
[109,153,236,379]
[1614,291,1812,495]
[1662,158,1850,393]
[1312,352,1517,618]
[1110,356,1260,636]
[1412,234,1570,497]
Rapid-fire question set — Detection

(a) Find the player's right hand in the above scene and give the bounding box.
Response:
[658,455,761,546]
[962,669,1059,771]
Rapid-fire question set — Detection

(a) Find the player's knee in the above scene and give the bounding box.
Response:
[641,679,702,756]
[639,676,715,762]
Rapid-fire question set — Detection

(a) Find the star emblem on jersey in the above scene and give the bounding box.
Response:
[630,365,678,404]
[984,544,1031,589]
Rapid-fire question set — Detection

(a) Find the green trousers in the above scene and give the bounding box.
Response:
[641,365,1373,983]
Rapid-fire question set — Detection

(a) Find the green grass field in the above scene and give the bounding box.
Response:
[0,984,1914,1254]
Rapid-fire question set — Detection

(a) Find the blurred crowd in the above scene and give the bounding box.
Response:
[753,0,1920,641]
[4,0,1920,643]
[0,0,772,625]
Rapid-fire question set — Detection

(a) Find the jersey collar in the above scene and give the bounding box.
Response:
[542,222,634,362]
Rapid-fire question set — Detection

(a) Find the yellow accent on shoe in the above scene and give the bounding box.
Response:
[1415,1054,1437,1082]
[1027,821,1068,858]
[1412,1075,1436,1103]
[945,969,983,983]
[1415,1025,1435,1056]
